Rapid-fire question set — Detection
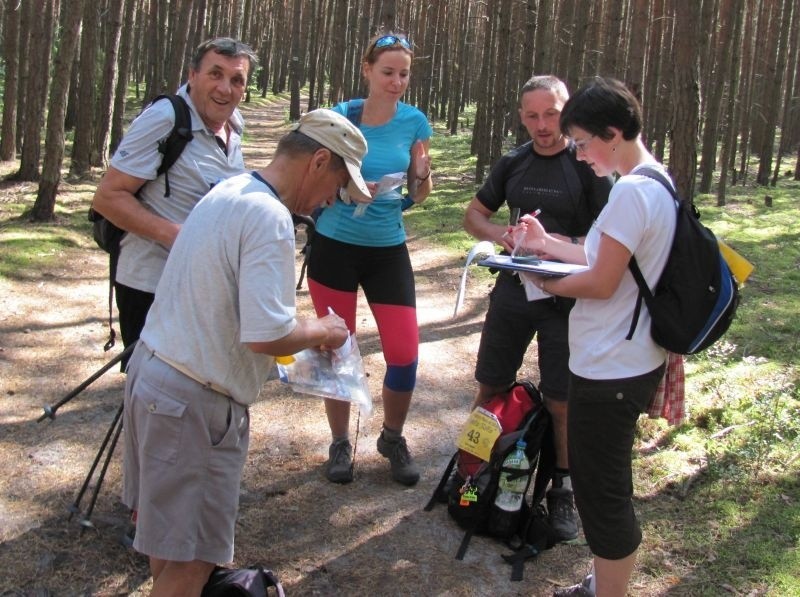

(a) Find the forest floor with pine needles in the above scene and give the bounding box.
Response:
[0,97,757,596]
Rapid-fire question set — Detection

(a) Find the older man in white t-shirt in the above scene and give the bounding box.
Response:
[123,109,371,594]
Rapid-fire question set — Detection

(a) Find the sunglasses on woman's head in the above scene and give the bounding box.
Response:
[373,35,412,50]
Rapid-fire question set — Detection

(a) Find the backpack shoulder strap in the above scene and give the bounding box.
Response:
[150,94,194,197]
[345,98,365,127]
[424,451,459,511]
[557,151,584,209]
[625,166,680,340]
[635,166,679,202]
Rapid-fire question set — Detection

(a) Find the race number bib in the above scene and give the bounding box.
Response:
[456,407,502,462]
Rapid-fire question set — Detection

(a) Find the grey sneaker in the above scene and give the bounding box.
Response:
[547,486,579,541]
[325,439,353,484]
[553,574,594,596]
[376,432,420,486]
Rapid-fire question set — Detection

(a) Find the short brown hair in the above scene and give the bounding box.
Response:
[519,75,569,106]
[190,37,258,81]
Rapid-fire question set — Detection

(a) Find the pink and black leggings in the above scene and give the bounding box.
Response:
[307,233,419,392]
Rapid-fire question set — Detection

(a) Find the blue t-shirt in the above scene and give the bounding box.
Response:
[315,101,433,247]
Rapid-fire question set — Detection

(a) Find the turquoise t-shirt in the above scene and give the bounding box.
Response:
[315,100,433,247]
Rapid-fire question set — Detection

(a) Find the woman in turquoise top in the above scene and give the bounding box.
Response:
[307,31,433,486]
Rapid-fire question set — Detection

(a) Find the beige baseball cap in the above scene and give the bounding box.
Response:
[289,109,371,203]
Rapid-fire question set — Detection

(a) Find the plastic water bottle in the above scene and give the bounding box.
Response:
[494,439,530,512]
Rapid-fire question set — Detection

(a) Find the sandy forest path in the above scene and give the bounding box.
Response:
[0,97,608,596]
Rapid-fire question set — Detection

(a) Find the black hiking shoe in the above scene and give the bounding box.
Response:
[553,574,594,596]
[547,486,579,541]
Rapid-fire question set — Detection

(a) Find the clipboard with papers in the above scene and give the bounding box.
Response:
[477,254,588,278]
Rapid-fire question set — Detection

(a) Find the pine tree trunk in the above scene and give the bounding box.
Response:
[32,0,85,221]
[472,0,495,183]
[165,0,194,93]
[231,0,243,39]
[15,0,32,155]
[642,0,665,145]
[566,0,589,93]
[652,0,675,162]
[307,0,321,111]
[489,0,512,168]
[669,0,700,200]
[600,0,625,74]
[16,0,55,181]
[92,0,126,168]
[0,1,20,161]
[70,0,99,177]
[699,1,734,193]
[756,0,793,185]
[717,0,746,205]
[110,0,139,156]
[625,0,649,102]
[289,0,302,120]
[771,1,800,185]
[532,0,554,74]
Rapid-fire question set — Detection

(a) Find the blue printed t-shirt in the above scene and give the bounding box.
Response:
[315,101,433,247]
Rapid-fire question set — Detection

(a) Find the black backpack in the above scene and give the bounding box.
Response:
[425,381,557,581]
[201,565,284,597]
[626,167,740,355]
[88,94,193,350]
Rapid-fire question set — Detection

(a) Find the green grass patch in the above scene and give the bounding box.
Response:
[0,163,97,280]
[0,227,87,278]
[413,119,800,594]
[403,115,514,291]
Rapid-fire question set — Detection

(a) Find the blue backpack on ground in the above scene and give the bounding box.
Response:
[626,167,739,355]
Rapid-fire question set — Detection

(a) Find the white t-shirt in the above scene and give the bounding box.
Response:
[112,85,246,293]
[568,164,677,380]
[140,172,296,405]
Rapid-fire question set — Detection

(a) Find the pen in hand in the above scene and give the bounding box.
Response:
[510,208,541,257]
[502,208,519,241]
[503,207,537,239]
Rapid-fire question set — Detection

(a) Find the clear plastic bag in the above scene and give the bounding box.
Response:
[275,334,372,417]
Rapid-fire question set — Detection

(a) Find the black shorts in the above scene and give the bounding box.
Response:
[307,233,415,306]
[567,363,665,560]
[475,272,570,401]
[114,282,154,370]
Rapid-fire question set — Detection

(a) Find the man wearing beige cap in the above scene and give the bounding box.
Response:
[121,109,370,595]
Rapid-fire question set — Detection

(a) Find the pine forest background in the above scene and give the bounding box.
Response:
[1,0,799,222]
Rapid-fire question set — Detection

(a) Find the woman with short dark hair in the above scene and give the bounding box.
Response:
[517,77,676,596]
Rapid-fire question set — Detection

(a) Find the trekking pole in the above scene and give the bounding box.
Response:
[37,343,135,422]
[78,403,125,532]
[68,401,124,522]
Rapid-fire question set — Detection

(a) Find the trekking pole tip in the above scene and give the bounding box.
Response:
[37,405,56,422]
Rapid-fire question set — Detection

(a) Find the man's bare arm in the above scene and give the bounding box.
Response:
[91,166,181,248]
[463,196,514,254]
